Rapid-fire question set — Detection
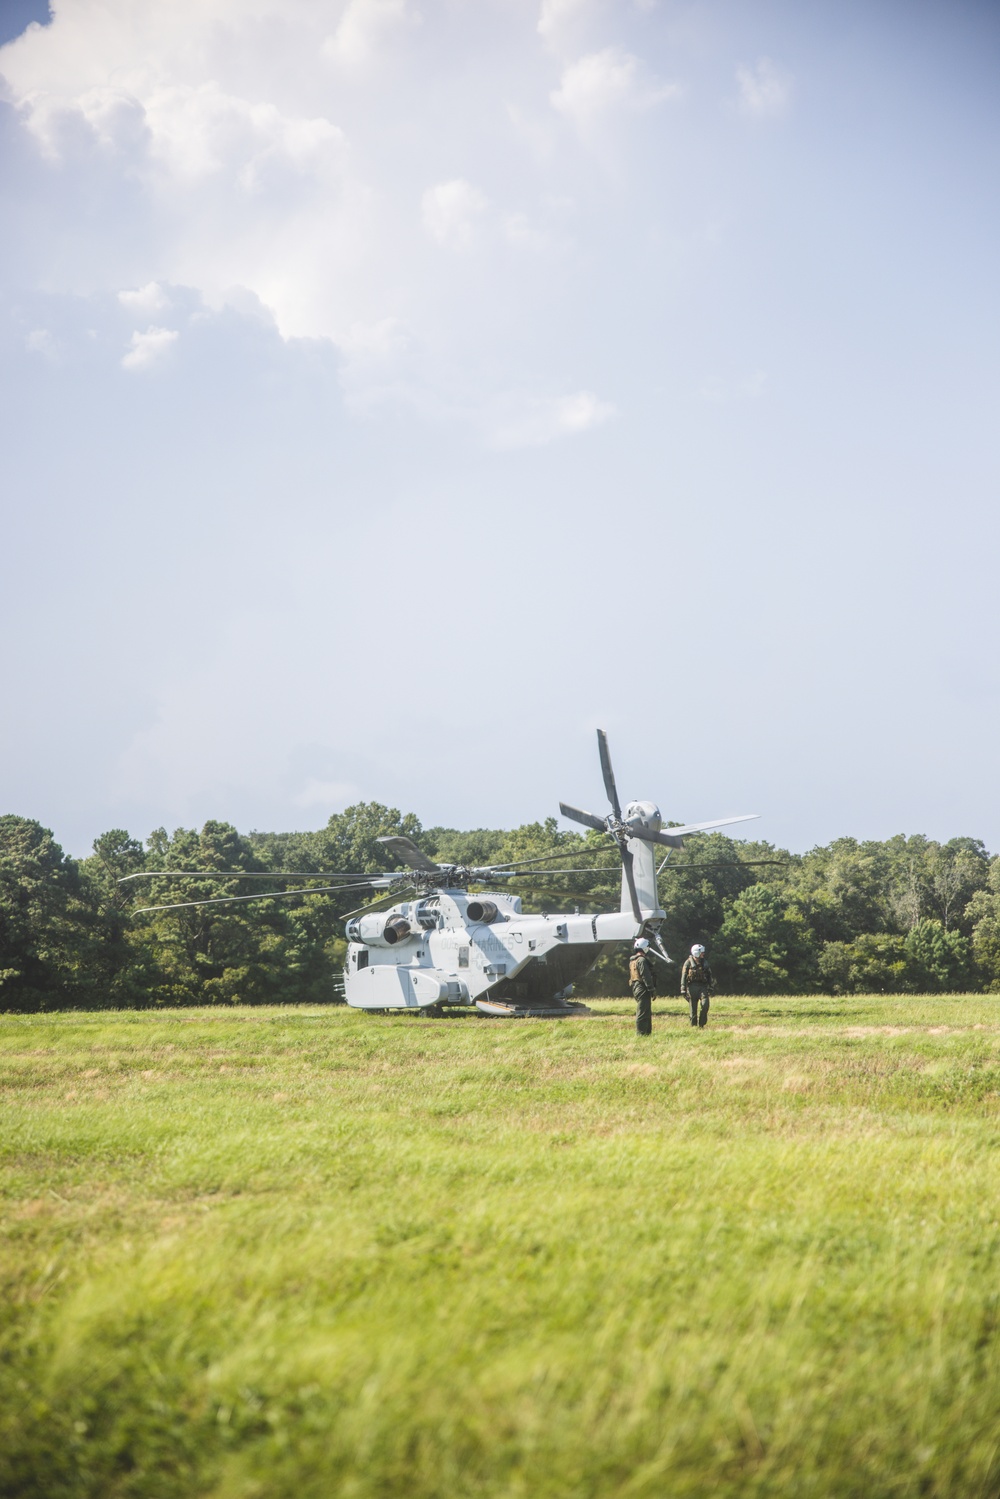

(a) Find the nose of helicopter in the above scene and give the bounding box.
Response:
[624,800,661,833]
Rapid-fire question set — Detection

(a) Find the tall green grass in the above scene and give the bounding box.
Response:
[3,995,1000,1497]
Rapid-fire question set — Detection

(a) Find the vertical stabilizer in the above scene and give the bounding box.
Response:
[620,824,665,918]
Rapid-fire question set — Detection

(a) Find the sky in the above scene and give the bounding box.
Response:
[1,0,999,859]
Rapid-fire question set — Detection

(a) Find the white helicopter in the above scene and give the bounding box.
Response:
[123,732,760,1017]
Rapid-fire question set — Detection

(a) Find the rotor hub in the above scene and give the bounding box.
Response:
[624,800,662,835]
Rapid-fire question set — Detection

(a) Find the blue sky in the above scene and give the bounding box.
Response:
[1,0,998,856]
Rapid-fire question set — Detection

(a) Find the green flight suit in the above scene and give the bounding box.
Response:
[629,949,656,1036]
[680,954,716,1028]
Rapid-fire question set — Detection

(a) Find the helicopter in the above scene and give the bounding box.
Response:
[121,731,760,1018]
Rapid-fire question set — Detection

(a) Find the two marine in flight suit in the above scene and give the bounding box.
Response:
[630,939,716,1032]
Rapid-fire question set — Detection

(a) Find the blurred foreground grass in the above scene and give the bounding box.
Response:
[3,995,1000,1498]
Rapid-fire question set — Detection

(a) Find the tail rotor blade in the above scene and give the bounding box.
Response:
[597,730,622,819]
[629,826,686,850]
[559,802,607,833]
[660,814,760,838]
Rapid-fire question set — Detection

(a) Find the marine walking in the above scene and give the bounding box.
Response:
[680,943,715,1027]
[629,936,657,1036]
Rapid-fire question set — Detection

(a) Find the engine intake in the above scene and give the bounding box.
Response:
[466,898,500,924]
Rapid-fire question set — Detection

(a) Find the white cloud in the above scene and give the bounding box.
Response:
[336,316,414,411]
[537,0,590,47]
[421,179,488,250]
[503,212,551,252]
[138,83,344,187]
[338,316,409,360]
[15,68,344,191]
[0,3,635,435]
[25,328,60,358]
[118,281,169,315]
[551,46,678,129]
[488,389,614,448]
[121,325,178,371]
[736,58,791,119]
[323,0,414,68]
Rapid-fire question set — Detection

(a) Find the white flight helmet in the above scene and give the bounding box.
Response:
[691,944,706,957]
[634,937,650,951]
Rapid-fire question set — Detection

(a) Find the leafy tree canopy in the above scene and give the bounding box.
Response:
[1,804,997,1008]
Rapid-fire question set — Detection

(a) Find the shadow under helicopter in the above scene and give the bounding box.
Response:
[482,940,607,1011]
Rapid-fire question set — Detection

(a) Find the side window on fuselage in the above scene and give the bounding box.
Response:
[356,949,369,970]
[458,947,469,968]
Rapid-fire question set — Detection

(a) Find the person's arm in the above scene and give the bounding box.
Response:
[679,957,689,995]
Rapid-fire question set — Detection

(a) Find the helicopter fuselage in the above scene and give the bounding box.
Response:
[344,888,642,1015]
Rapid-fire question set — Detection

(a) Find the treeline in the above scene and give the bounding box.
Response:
[2,804,999,1010]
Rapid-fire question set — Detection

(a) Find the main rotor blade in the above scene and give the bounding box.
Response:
[597,729,622,819]
[658,814,760,838]
[340,886,417,922]
[559,802,607,833]
[506,867,619,878]
[376,835,441,873]
[621,844,643,924]
[134,880,390,915]
[119,870,372,884]
[480,845,614,871]
[657,858,789,875]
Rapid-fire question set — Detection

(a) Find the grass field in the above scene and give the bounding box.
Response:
[3,995,1000,1499]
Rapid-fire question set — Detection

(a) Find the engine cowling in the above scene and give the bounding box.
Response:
[345,913,413,947]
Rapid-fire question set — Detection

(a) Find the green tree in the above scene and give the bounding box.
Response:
[925,840,990,932]
[2,803,995,1008]
[657,833,782,959]
[76,830,162,1007]
[904,919,973,990]
[129,821,316,1005]
[878,835,988,935]
[0,816,85,1010]
[818,920,972,994]
[966,858,1000,991]
[713,884,820,994]
[818,934,910,994]
[787,838,897,943]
